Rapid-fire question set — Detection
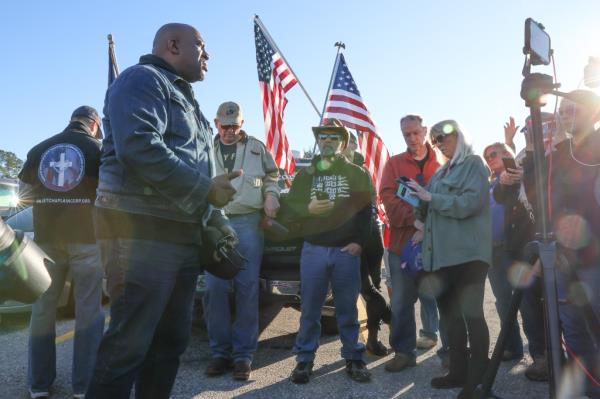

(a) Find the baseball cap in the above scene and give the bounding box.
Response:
[216,102,243,125]
[71,105,102,137]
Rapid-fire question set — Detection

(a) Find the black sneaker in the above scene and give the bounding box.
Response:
[345,360,371,383]
[205,357,232,376]
[290,361,314,384]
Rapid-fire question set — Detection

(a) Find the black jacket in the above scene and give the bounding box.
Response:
[285,154,373,248]
[19,122,101,244]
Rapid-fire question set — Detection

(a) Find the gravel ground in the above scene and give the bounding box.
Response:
[0,280,549,398]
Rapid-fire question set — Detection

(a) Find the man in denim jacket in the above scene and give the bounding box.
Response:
[87,23,239,399]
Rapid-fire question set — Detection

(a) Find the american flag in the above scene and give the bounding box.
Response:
[323,53,390,194]
[254,20,297,176]
[108,34,119,86]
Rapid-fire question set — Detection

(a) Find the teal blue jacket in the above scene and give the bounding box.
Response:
[417,154,491,271]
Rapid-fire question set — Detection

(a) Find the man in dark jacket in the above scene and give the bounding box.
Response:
[522,90,600,398]
[20,106,104,399]
[87,23,239,399]
[287,119,373,384]
[344,132,391,356]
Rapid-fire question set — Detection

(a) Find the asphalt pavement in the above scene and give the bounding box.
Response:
[0,281,549,398]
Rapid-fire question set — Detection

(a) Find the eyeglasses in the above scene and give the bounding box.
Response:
[484,151,499,162]
[318,134,342,141]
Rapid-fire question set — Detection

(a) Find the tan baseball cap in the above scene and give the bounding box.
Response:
[216,101,243,125]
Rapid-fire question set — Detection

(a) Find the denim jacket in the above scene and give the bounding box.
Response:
[96,55,215,222]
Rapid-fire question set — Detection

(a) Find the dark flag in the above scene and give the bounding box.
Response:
[107,34,119,86]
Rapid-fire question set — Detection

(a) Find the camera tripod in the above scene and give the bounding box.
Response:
[474,52,600,399]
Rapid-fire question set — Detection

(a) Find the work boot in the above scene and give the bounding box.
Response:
[525,355,548,382]
[205,357,232,376]
[384,352,416,372]
[430,373,466,389]
[345,360,371,382]
[232,360,251,381]
[501,350,524,362]
[366,328,388,356]
[416,335,437,350]
[290,361,314,384]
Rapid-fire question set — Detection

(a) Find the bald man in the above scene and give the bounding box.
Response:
[87,23,239,398]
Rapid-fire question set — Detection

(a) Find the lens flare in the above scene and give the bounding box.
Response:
[555,214,592,250]
[442,124,454,134]
[507,261,535,289]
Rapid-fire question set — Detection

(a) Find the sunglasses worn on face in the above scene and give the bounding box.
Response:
[318,134,341,141]
[431,134,449,146]
[485,151,499,162]
[221,125,240,131]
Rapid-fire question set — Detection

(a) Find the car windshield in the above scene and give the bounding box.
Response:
[0,183,18,209]
[5,206,33,232]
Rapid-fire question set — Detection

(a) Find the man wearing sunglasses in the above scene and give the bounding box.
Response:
[203,101,280,381]
[521,90,600,397]
[379,114,446,372]
[286,119,374,384]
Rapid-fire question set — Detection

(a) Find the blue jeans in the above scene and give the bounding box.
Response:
[204,212,263,362]
[86,239,200,399]
[388,251,446,358]
[293,242,365,362]
[557,264,600,398]
[28,243,104,396]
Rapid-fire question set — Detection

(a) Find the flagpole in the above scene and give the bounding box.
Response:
[319,42,345,125]
[312,42,345,155]
[254,15,321,118]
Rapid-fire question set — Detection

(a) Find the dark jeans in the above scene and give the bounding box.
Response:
[435,261,490,389]
[488,246,546,358]
[86,239,201,399]
[360,226,390,331]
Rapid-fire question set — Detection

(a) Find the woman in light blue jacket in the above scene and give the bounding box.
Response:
[407,120,491,399]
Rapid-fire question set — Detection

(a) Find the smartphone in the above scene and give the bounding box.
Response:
[525,18,551,66]
[315,190,329,200]
[395,179,420,207]
[502,157,517,170]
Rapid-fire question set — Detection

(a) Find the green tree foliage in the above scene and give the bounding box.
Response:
[0,149,24,179]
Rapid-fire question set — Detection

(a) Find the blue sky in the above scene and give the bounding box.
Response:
[1,0,599,160]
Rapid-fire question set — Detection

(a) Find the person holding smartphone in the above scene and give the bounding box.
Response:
[286,119,374,384]
[379,114,448,372]
[484,141,548,381]
[406,120,491,399]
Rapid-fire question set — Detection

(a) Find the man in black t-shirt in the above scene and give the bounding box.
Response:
[19,106,105,399]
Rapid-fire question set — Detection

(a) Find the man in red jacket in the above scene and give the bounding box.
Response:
[379,114,447,372]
